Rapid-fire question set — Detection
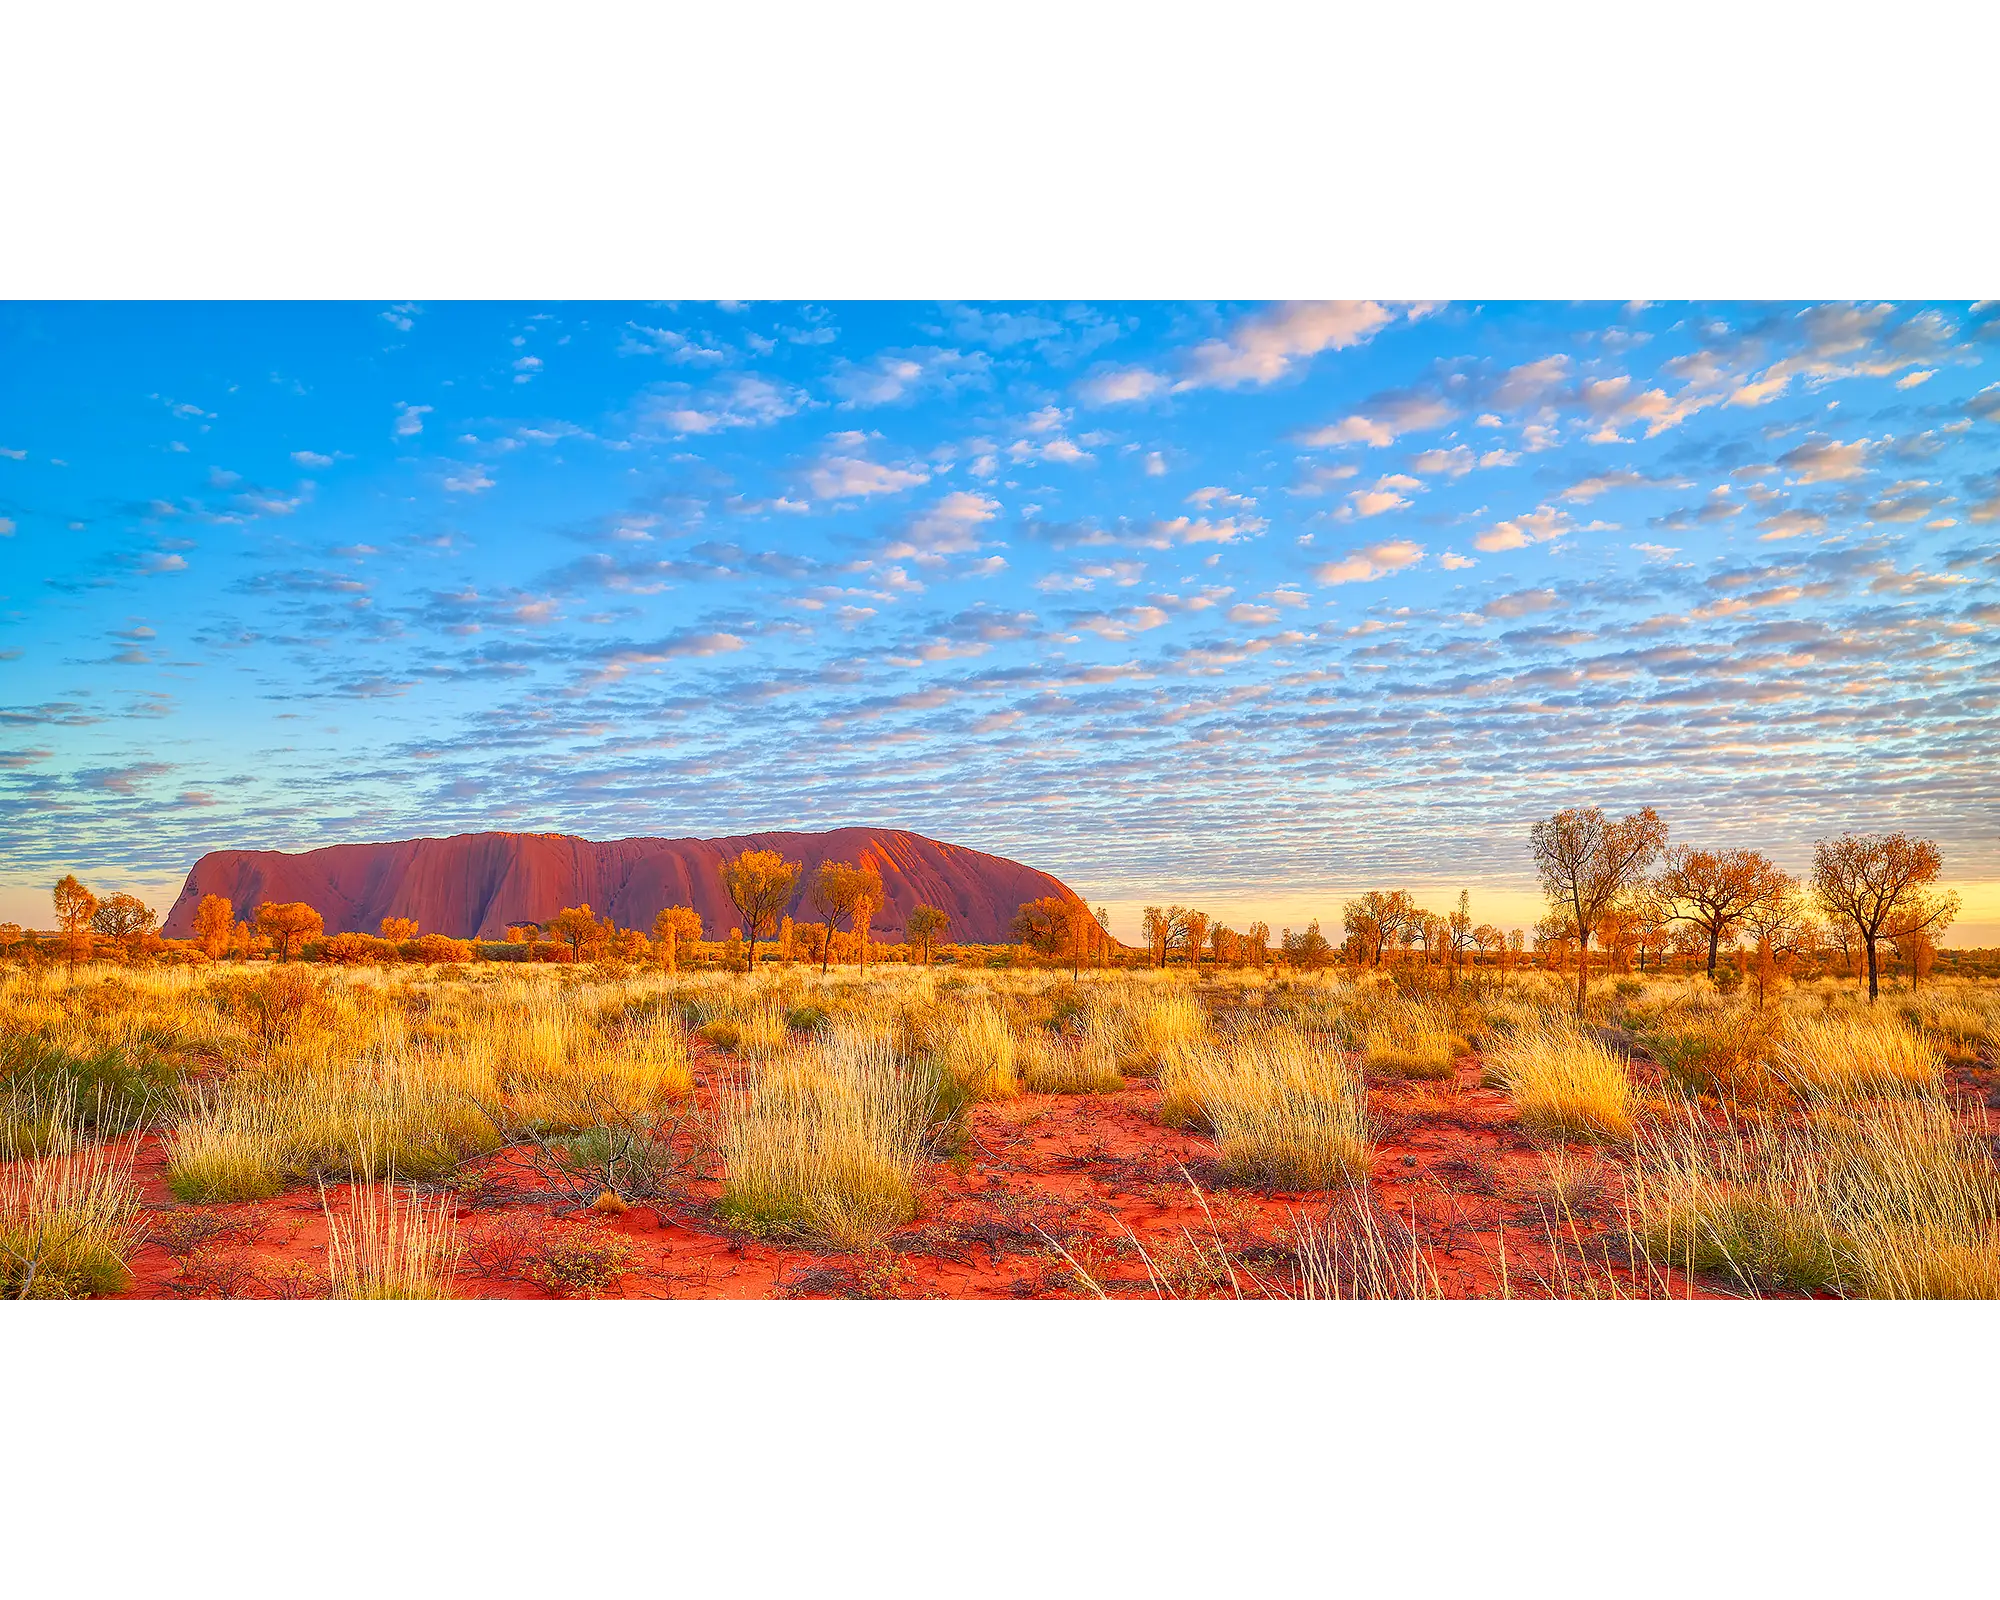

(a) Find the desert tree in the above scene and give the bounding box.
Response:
[808,860,865,975]
[254,901,324,963]
[379,916,419,942]
[1179,909,1211,969]
[1281,920,1335,971]
[1811,832,1958,1002]
[1210,922,1236,967]
[546,905,609,963]
[906,904,949,965]
[1529,804,1668,1014]
[52,874,99,969]
[720,848,804,976]
[91,892,158,961]
[849,862,884,972]
[1651,846,1793,979]
[1341,889,1415,967]
[1140,905,1189,969]
[1445,891,1476,982]
[1888,920,1937,990]
[1013,896,1093,975]
[652,905,703,975]
[192,893,235,960]
[1472,922,1504,971]
[1093,905,1112,968]
[1242,920,1270,971]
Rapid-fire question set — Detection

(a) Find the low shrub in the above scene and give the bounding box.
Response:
[1483,1014,1633,1142]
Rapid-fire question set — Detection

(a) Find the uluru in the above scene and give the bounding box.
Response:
[161,827,1085,945]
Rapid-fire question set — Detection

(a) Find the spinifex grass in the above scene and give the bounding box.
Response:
[1289,1187,1441,1299]
[1115,990,1207,1075]
[1,1112,146,1299]
[1359,997,1459,1081]
[1019,1029,1124,1094]
[324,1179,465,1299]
[1485,1013,1634,1142]
[1630,1089,2000,1297]
[717,1028,931,1249]
[1773,1010,1942,1098]
[1158,1027,1371,1189]
[933,1001,1019,1101]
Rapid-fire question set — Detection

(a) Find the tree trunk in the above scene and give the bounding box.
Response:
[821,921,833,976]
[1865,933,1878,1003]
[1575,932,1590,1015]
[1706,925,1719,978]
[745,930,757,977]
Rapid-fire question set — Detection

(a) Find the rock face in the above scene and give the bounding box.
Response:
[161,828,1082,945]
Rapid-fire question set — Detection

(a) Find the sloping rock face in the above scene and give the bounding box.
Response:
[161,828,1081,944]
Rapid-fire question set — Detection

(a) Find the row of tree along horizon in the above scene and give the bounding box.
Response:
[9,816,1973,1003]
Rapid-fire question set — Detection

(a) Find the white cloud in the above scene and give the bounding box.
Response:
[1896,369,1936,389]
[1482,587,1559,619]
[1776,436,1871,483]
[1409,446,1475,478]
[1078,365,1168,405]
[443,464,495,494]
[1346,485,1412,518]
[1473,506,1575,553]
[650,374,808,435]
[829,347,987,407]
[1179,301,1397,388]
[1187,486,1256,509]
[1561,469,1686,503]
[290,450,333,468]
[1755,509,1827,541]
[1138,515,1264,548]
[1313,538,1424,585]
[394,402,432,437]
[882,491,1001,561]
[1295,391,1457,449]
[807,448,931,500]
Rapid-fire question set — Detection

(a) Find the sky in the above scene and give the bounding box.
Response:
[2,300,1996,942]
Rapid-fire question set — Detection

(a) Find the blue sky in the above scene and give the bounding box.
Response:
[3,300,1997,939]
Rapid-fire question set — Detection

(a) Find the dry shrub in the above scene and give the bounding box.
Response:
[1631,1092,2000,1298]
[324,1181,464,1299]
[1019,1031,1123,1095]
[1360,998,1458,1080]
[1774,1010,1941,1099]
[165,1097,289,1202]
[1485,1014,1633,1142]
[1117,991,1207,1076]
[1158,1027,1370,1189]
[526,1225,635,1297]
[1647,1004,1783,1102]
[717,1028,929,1248]
[463,1211,546,1279]
[0,1122,145,1299]
[933,1002,1019,1101]
[1288,1187,1440,1299]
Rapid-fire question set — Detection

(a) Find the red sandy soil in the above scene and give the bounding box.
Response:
[161,827,1079,944]
[123,1036,1987,1301]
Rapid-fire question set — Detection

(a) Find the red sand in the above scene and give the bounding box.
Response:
[111,1040,1895,1301]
